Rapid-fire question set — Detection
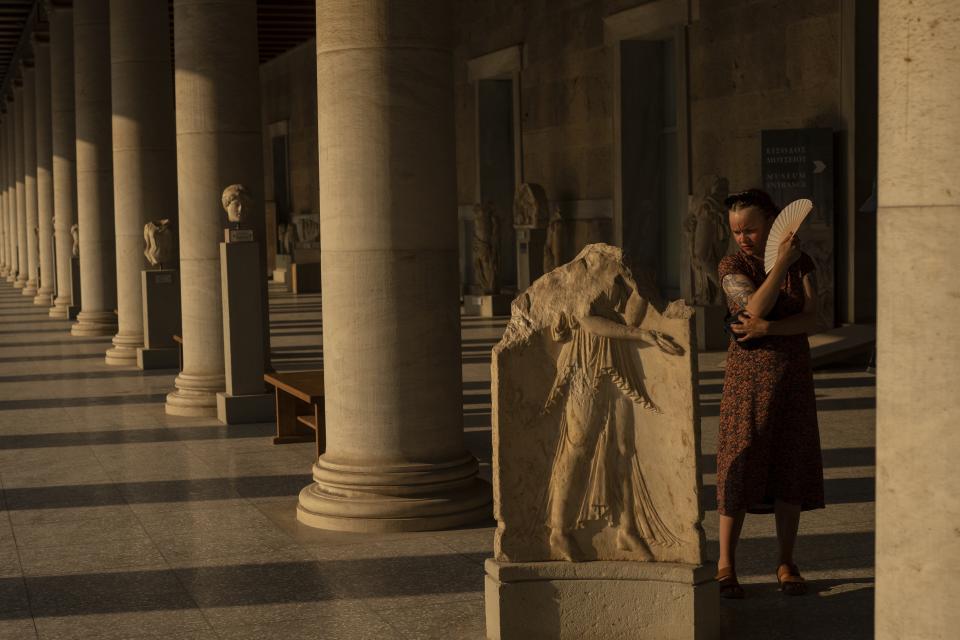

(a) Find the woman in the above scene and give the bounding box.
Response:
[714,189,825,598]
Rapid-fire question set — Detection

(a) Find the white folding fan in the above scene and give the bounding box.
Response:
[764,198,814,273]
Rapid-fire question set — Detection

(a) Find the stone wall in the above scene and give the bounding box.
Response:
[260,39,320,221]
[689,0,842,190]
[453,0,844,221]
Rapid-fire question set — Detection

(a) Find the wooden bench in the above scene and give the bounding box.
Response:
[172,334,183,371]
[263,370,325,461]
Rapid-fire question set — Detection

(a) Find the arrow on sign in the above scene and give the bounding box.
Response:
[813,160,827,174]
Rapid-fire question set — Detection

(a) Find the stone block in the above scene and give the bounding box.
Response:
[220,240,267,400]
[141,269,180,349]
[485,559,718,640]
[216,391,274,425]
[136,347,179,370]
[292,261,321,294]
[464,294,513,317]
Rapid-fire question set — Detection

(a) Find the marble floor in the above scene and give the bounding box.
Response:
[0,282,875,639]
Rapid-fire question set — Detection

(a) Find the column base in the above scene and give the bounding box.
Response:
[6,274,17,283]
[297,455,492,533]
[165,372,225,417]
[13,278,25,289]
[33,292,53,306]
[216,391,274,424]
[105,334,144,366]
[137,347,179,370]
[71,311,118,337]
[484,559,719,640]
[22,281,38,296]
[48,300,70,319]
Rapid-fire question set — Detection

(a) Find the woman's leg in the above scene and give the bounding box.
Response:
[774,499,801,565]
[718,510,746,570]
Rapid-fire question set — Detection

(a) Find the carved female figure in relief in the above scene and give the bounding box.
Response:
[542,255,684,562]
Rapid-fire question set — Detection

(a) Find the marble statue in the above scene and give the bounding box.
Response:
[473,202,500,294]
[70,224,79,257]
[143,219,175,268]
[221,184,253,228]
[513,183,549,228]
[542,207,564,274]
[683,175,730,306]
[279,222,298,256]
[492,243,705,565]
[292,212,320,244]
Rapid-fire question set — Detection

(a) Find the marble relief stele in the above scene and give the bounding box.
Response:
[492,243,706,564]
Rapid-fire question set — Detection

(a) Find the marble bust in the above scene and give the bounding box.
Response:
[221,184,253,228]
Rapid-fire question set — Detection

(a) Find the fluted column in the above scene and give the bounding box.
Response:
[71,0,117,336]
[297,0,490,532]
[4,92,16,284]
[21,58,39,297]
[14,75,27,290]
[166,0,266,415]
[34,32,56,306]
[106,0,178,365]
[49,4,77,319]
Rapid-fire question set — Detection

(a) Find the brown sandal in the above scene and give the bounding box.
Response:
[776,563,808,596]
[716,566,745,599]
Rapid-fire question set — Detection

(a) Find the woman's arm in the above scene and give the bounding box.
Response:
[721,231,801,319]
[731,272,822,339]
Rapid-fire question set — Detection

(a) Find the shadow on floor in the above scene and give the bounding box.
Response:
[0,422,274,450]
[2,474,313,510]
[0,553,483,620]
[0,393,169,411]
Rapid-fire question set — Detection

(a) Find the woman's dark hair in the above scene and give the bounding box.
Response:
[724,188,780,220]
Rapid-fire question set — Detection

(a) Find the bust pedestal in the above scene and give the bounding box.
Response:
[137,269,181,369]
[216,232,273,424]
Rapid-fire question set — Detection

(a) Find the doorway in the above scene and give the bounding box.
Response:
[619,37,684,301]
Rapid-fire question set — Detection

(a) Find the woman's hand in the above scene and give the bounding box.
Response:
[777,231,801,267]
[730,312,770,342]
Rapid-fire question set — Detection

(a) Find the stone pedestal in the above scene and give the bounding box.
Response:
[291,261,321,294]
[68,255,81,319]
[514,227,545,292]
[693,304,727,352]
[485,560,717,640]
[464,293,513,317]
[48,4,78,321]
[272,254,291,285]
[216,239,272,424]
[136,269,180,370]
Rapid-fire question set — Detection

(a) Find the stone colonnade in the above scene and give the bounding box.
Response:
[876,1,960,638]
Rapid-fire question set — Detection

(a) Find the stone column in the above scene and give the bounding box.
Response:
[71,0,117,336]
[4,92,16,284]
[0,109,7,277]
[106,0,177,365]
[49,4,77,319]
[297,0,489,532]
[14,76,28,289]
[166,0,266,416]
[877,1,960,638]
[21,58,40,297]
[34,32,56,307]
